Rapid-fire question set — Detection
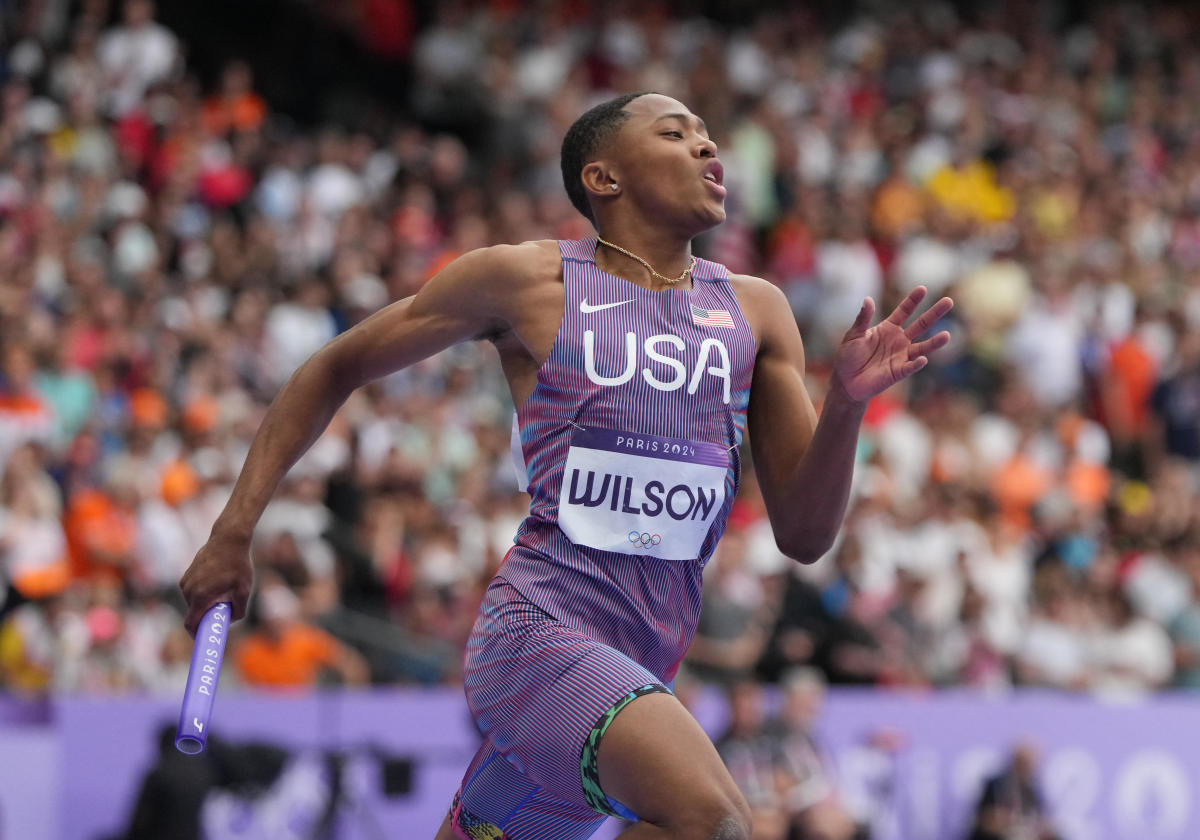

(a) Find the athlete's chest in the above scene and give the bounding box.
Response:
[552,284,753,407]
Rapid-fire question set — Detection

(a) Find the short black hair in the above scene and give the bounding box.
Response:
[560,91,653,224]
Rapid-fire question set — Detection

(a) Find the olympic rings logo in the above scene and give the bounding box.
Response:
[628,530,662,549]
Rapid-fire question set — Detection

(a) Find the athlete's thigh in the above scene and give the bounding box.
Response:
[596,690,748,828]
[463,579,668,810]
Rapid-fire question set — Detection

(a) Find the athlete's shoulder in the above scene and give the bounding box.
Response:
[428,240,561,313]
[467,239,561,282]
[727,272,783,302]
[727,273,791,344]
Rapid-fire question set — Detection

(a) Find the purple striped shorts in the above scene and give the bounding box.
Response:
[450,578,668,839]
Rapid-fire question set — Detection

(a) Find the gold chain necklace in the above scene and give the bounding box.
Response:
[596,237,696,285]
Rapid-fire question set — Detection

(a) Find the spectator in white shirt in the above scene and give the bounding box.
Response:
[97,0,179,116]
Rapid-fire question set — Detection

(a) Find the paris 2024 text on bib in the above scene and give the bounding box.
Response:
[557,427,729,561]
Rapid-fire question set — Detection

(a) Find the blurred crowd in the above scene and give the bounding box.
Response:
[666,670,1058,840]
[1,0,1200,737]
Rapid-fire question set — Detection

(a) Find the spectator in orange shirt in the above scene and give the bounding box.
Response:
[201,60,267,137]
[871,147,925,242]
[233,575,369,689]
[992,431,1053,531]
[63,466,140,582]
[0,342,56,476]
[1104,325,1158,478]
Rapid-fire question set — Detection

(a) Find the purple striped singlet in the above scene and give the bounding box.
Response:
[450,238,756,839]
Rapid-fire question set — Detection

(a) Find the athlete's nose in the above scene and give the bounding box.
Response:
[698,138,718,158]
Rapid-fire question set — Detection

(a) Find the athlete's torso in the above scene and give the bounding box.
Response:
[499,238,756,681]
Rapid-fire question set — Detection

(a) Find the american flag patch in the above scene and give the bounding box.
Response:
[691,304,735,329]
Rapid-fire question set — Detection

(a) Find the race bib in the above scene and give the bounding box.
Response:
[557,428,729,561]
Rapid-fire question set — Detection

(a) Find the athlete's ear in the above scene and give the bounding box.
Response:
[581,161,620,201]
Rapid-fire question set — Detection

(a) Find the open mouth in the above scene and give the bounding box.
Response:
[702,162,726,197]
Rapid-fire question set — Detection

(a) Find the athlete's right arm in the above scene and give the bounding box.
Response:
[179,242,545,635]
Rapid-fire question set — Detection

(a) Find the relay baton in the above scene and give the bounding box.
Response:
[175,601,232,754]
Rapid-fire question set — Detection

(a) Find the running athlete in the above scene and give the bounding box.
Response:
[180,92,952,840]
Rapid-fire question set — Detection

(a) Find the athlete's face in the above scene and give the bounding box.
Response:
[609,94,726,233]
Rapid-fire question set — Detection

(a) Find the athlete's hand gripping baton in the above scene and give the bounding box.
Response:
[175,602,231,754]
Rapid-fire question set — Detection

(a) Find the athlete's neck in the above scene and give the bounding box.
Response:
[592,224,694,290]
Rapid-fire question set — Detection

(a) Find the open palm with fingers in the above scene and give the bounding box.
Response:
[832,286,954,404]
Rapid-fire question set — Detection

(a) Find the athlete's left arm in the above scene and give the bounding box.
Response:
[738,277,952,563]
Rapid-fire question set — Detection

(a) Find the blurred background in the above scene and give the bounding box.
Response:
[3,0,1200,837]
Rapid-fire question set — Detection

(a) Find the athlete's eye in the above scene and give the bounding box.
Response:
[662,131,684,139]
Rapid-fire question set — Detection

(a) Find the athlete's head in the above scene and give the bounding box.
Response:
[561,92,647,223]
[561,92,725,234]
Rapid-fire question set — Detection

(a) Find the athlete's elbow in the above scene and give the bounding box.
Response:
[774,529,836,565]
[284,344,360,406]
[311,339,368,394]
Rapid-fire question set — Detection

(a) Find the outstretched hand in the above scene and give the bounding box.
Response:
[831,286,953,404]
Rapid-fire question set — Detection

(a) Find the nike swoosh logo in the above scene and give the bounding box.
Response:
[580,298,633,313]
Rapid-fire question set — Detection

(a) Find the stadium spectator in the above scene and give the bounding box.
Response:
[770,668,863,840]
[1170,542,1200,689]
[232,574,369,689]
[97,0,180,117]
[0,343,56,476]
[715,679,790,840]
[0,444,70,601]
[688,527,778,686]
[968,742,1060,840]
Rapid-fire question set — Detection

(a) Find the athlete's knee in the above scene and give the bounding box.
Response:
[675,790,751,840]
[709,812,752,840]
[689,810,751,840]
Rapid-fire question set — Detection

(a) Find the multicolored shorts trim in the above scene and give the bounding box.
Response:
[451,792,508,839]
[580,684,666,818]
